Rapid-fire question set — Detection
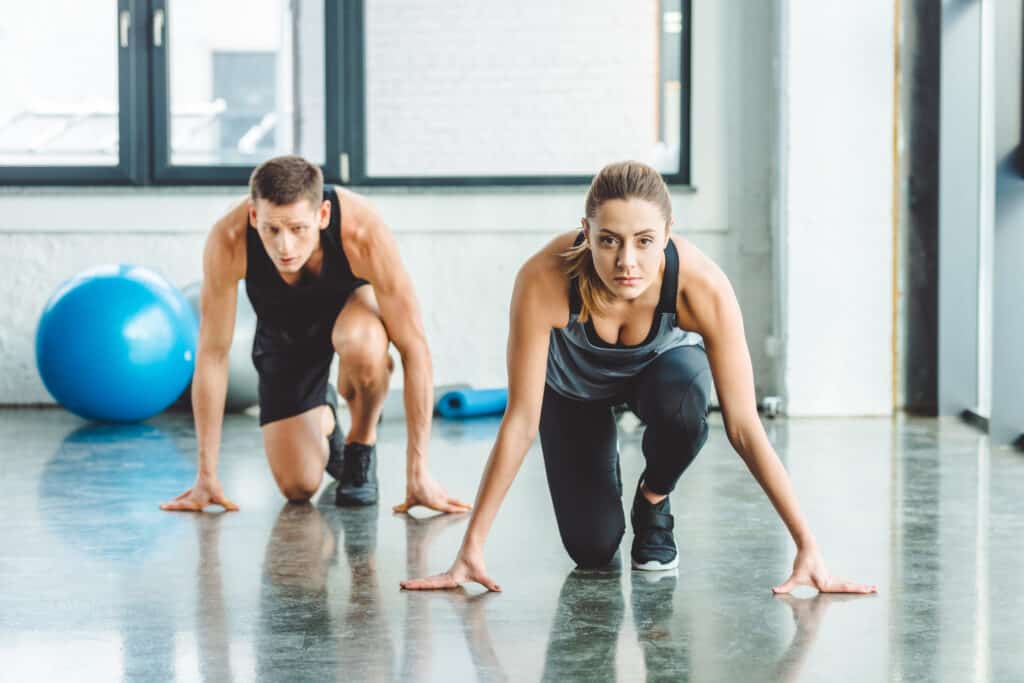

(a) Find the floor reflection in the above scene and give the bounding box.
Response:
[2,411,1022,681]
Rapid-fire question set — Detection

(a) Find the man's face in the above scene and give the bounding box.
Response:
[249,197,330,274]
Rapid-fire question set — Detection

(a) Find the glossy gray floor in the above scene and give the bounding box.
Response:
[1,408,1022,682]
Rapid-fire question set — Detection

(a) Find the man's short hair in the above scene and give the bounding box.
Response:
[249,155,324,207]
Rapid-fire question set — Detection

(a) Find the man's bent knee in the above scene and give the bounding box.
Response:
[279,480,320,503]
[335,328,390,390]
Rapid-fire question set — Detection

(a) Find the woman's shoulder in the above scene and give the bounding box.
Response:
[670,234,737,332]
[670,234,729,292]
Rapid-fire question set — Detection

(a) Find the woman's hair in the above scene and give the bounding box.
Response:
[561,161,672,322]
[249,155,323,208]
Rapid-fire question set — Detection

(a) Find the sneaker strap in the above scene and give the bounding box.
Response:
[636,508,674,531]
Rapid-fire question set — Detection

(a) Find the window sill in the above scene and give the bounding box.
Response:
[0,183,715,235]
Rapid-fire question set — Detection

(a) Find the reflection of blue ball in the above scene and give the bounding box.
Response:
[35,265,198,422]
[40,423,192,561]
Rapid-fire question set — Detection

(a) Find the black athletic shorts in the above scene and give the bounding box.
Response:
[250,285,365,426]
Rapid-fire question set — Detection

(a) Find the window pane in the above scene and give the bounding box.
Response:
[365,1,684,178]
[0,4,118,166]
[167,0,324,166]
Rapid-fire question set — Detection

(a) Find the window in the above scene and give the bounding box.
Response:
[0,0,691,187]
[154,0,326,181]
[0,1,138,183]
[353,0,690,185]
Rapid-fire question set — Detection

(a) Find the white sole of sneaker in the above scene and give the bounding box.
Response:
[633,567,679,584]
[631,555,680,571]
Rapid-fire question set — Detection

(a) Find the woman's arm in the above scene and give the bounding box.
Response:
[683,261,876,594]
[400,258,560,592]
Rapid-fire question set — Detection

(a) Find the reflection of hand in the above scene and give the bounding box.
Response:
[448,591,507,682]
[775,592,860,632]
[195,513,235,683]
[393,471,472,514]
[403,511,468,570]
[772,547,877,594]
[161,475,239,512]
[197,511,227,549]
[400,550,501,592]
[773,592,870,683]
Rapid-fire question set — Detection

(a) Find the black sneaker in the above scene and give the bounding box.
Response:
[325,384,346,481]
[335,442,378,506]
[630,476,679,571]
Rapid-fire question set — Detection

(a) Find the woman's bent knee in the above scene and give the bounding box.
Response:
[564,528,623,569]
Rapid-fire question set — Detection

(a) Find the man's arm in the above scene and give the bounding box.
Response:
[161,204,246,512]
[340,191,467,513]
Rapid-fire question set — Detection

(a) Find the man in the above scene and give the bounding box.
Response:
[161,155,468,514]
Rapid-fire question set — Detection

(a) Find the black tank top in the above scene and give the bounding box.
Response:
[546,233,703,400]
[245,185,367,342]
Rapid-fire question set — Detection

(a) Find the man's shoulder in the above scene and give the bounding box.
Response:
[204,198,249,281]
[333,186,378,225]
[211,197,250,240]
[334,187,387,259]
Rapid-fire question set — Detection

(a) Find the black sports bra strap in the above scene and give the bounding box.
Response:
[569,278,583,315]
[658,239,680,315]
[567,230,586,316]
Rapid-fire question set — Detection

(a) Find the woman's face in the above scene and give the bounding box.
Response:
[583,198,670,302]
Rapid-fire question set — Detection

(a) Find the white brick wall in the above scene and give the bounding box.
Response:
[366,0,664,176]
[0,189,730,404]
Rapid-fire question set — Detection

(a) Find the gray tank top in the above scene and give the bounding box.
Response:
[546,236,703,401]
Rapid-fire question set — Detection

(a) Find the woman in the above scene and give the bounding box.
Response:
[402,161,876,594]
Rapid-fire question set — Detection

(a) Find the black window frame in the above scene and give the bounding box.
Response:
[0,0,692,188]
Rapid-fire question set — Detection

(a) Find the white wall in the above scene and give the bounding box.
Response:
[990,0,1024,444]
[0,187,735,404]
[365,0,664,176]
[938,0,984,417]
[0,1,786,409]
[778,0,896,416]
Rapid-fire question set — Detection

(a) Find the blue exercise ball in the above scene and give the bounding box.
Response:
[35,264,198,422]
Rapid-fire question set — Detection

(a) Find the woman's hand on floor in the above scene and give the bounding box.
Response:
[772,546,877,594]
[400,551,501,592]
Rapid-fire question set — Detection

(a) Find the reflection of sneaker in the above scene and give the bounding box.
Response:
[325,384,346,481]
[630,568,682,673]
[630,568,678,628]
[630,476,679,571]
[632,567,679,585]
[335,442,378,506]
[339,504,379,562]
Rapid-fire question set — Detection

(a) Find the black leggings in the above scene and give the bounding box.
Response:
[539,345,712,568]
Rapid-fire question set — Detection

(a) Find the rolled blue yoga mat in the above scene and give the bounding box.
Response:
[436,388,508,419]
